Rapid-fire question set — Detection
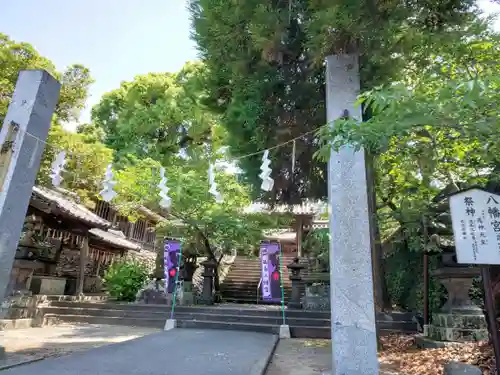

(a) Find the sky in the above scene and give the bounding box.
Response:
[0,1,499,132]
[0,0,198,129]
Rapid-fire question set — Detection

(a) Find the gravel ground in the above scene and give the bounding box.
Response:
[265,339,403,375]
[265,339,332,375]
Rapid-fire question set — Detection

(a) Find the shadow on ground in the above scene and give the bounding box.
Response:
[1,323,160,365]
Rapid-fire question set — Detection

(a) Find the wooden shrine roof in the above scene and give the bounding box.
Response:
[244,200,327,216]
[89,228,142,251]
[31,186,111,230]
[264,229,297,243]
[137,205,165,223]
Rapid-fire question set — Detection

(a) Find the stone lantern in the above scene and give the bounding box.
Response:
[199,258,217,305]
[180,258,198,305]
[429,251,487,342]
[287,257,305,309]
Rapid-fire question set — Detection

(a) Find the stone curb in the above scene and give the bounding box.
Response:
[249,334,279,375]
[0,356,45,371]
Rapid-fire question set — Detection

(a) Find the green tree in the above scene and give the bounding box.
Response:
[315,28,500,310]
[112,156,288,293]
[91,62,222,167]
[37,124,114,205]
[0,33,110,204]
[76,122,106,143]
[0,33,94,124]
[188,0,480,204]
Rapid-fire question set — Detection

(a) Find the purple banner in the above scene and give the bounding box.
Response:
[164,239,181,294]
[260,241,282,301]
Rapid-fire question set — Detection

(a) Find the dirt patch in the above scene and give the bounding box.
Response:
[265,339,403,375]
[265,339,331,375]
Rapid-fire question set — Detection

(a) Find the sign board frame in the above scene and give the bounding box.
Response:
[449,188,500,265]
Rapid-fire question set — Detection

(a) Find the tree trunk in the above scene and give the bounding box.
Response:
[366,151,391,311]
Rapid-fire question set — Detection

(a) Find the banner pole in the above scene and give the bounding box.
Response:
[279,242,286,325]
[170,243,183,320]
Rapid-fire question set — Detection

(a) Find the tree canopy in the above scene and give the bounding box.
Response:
[313,19,499,310]
[37,124,113,206]
[187,0,481,204]
[91,61,224,167]
[316,27,500,239]
[0,33,110,204]
[112,157,286,259]
[0,33,93,124]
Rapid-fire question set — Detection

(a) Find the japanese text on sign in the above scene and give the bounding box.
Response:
[450,189,500,265]
[260,247,271,298]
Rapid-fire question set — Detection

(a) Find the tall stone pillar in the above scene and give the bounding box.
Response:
[326,54,379,375]
[0,70,60,359]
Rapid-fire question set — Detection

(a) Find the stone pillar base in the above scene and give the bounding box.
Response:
[279,324,291,339]
[180,292,194,306]
[164,319,176,331]
[287,301,301,309]
[429,312,488,342]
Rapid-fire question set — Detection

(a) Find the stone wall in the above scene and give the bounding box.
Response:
[125,249,156,275]
[301,283,330,311]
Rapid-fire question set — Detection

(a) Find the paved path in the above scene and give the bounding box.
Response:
[1,324,159,354]
[1,329,278,375]
[0,324,159,370]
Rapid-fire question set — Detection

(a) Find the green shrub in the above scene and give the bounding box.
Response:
[103,259,149,302]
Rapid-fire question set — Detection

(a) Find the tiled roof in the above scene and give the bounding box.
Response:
[264,230,297,242]
[32,186,110,229]
[244,200,327,216]
[89,228,141,251]
[137,206,165,223]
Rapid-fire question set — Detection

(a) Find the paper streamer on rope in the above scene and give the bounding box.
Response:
[50,151,66,187]
[208,163,223,203]
[99,164,117,202]
[158,167,172,209]
[259,150,274,192]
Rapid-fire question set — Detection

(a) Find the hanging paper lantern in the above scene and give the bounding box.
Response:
[208,164,223,203]
[158,167,172,209]
[259,150,274,192]
[50,151,66,187]
[99,164,117,202]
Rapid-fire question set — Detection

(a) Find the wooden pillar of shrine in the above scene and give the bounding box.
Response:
[295,216,303,257]
[76,236,89,295]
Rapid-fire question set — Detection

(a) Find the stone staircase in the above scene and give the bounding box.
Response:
[40,300,418,338]
[220,255,295,304]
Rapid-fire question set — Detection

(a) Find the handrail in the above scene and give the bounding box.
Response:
[256,278,262,304]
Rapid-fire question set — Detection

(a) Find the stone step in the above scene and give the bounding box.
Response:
[42,313,410,339]
[42,307,333,326]
[176,319,279,334]
[221,276,292,287]
[43,314,166,328]
[44,303,417,330]
[0,318,35,330]
[220,295,288,305]
[46,301,416,321]
[220,286,292,294]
